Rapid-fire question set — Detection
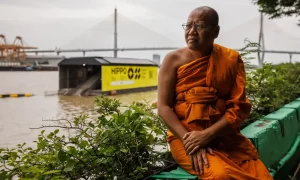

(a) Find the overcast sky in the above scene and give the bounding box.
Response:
[0,0,299,62]
[0,0,262,45]
[0,0,259,20]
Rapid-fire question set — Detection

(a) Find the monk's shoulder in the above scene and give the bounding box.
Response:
[162,48,186,69]
[215,44,241,65]
[216,44,239,57]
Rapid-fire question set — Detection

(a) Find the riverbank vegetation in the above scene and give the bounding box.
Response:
[244,62,300,127]
[0,97,172,180]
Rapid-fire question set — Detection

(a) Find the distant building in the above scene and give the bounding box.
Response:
[26,55,65,66]
[152,54,161,65]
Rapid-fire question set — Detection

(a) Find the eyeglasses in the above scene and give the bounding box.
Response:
[182,23,214,31]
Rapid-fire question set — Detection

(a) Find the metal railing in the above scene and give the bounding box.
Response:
[25,47,180,56]
[25,47,300,63]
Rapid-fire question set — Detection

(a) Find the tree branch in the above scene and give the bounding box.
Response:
[1,159,13,171]
[29,125,82,130]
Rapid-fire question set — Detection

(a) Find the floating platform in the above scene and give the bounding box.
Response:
[0,94,33,98]
[58,56,159,96]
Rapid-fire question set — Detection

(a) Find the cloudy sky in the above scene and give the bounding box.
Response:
[0,0,263,45]
[0,0,299,63]
[0,0,259,21]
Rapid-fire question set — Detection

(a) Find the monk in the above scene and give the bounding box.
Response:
[157,6,273,180]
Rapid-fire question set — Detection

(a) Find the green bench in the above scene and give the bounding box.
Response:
[283,100,300,132]
[241,100,300,180]
[263,108,299,155]
[241,119,283,169]
[151,167,198,180]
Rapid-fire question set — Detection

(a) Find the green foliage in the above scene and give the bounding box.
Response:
[0,96,172,180]
[252,0,300,25]
[244,62,300,126]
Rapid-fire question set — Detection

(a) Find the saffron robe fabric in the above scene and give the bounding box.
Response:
[168,44,273,179]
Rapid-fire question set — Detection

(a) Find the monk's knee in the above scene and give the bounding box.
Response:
[212,167,228,180]
[208,166,228,179]
[202,157,229,179]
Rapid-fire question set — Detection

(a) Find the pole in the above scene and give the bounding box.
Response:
[258,12,265,67]
[114,8,118,58]
[261,13,265,64]
[67,67,69,88]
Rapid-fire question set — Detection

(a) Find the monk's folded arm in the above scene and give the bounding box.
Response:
[207,56,251,139]
[158,106,189,141]
[157,53,189,141]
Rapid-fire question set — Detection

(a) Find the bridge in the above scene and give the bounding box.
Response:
[2,8,299,67]
[23,9,300,67]
[25,48,300,66]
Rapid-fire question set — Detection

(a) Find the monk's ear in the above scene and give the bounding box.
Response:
[214,25,220,39]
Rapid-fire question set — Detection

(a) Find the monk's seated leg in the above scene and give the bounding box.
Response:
[169,138,273,180]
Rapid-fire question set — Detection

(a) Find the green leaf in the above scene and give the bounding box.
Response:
[64,159,76,172]
[47,132,54,139]
[68,147,78,156]
[118,115,125,122]
[41,130,45,134]
[79,140,89,148]
[22,166,43,173]
[69,138,78,143]
[88,122,95,128]
[58,150,67,162]
[2,155,9,160]
[54,129,59,134]
[154,129,163,135]
[43,170,61,175]
[120,149,128,153]
[37,140,47,149]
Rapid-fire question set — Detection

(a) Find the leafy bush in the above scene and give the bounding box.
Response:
[0,96,173,180]
[245,62,300,126]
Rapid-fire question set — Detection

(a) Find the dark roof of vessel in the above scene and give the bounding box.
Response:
[58,56,158,66]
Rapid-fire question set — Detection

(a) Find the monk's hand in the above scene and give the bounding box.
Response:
[183,130,213,155]
[190,148,215,175]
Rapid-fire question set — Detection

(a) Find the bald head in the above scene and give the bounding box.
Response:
[190,6,219,25]
[184,6,220,50]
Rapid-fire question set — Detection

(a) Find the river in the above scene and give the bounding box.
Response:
[0,71,157,148]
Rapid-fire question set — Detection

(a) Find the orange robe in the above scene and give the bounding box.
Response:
[168,44,273,179]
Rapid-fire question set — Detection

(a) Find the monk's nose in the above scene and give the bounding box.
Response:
[189,26,198,35]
